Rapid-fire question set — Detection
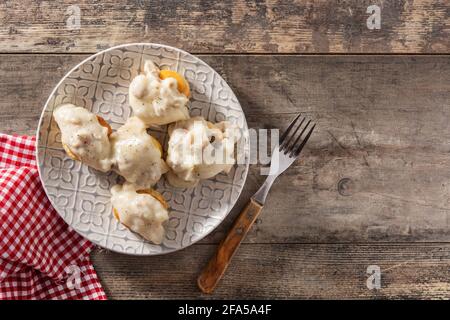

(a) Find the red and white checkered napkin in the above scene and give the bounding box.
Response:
[0,133,107,300]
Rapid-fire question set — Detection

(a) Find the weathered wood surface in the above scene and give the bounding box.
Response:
[0,1,448,54]
[2,54,450,298]
[91,244,450,299]
[1,54,449,243]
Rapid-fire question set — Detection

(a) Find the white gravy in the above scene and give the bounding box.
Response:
[129,60,189,126]
[53,103,113,172]
[110,117,168,189]
[111,183,168,244]
[166,117,241,187]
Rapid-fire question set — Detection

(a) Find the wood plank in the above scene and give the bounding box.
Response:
[206,55,450,243]
[1,54,450,242]
[91,243,450,299]
[0,1,448,53]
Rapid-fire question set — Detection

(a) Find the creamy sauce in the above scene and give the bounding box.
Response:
[53,103,113,172]
[166,117,241,187]
[129,60,190,126]
[111,183,169,244]
[110,117,168,189]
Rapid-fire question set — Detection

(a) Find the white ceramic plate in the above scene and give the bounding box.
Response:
[36,43,249,255]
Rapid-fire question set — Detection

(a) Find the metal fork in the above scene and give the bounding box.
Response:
[198,114,315,293]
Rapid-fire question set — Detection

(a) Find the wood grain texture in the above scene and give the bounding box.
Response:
[0,0,448,54]
[1,54,450,244]
[198,199,263,293]
[91,244,450,299]
[2,53,450,298]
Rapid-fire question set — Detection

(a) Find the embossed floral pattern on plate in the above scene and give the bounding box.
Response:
[36,43,249,255]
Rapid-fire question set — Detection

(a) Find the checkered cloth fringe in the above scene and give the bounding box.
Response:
[0,133,106,300]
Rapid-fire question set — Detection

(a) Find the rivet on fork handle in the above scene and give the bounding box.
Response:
[197,198,263,294]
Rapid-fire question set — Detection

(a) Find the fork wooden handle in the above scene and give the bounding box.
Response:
[197,198,263,294]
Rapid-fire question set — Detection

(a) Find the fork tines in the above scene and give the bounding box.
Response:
[279,114,315,157]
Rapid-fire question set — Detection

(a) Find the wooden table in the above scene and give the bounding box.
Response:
[1,1,449,299]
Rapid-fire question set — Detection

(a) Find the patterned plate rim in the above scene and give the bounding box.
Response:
[36,43,250,256]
